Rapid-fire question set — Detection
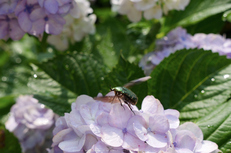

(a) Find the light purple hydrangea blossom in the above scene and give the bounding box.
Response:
[49,93,219,153]
[0,0,19,15]
[0,0,74,40]
[0,14,25,40]
[5,95,56,152]
[139,27,231,75]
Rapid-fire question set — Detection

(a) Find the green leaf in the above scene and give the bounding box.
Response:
[162,0,231,32]
[186,13,225,35]
[126,21,160,52]
[102,55,147,108]
[68,8,142,67]
[148,49,231,151]
[0,126,21,153]
[223,9,231,22]
[37,52,107,97]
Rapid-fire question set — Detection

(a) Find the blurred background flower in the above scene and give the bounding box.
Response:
[111,0,190,22]
[139,27,231,75]
[5,95,57,153]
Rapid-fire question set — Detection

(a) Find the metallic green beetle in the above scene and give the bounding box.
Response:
[110,86,138,114]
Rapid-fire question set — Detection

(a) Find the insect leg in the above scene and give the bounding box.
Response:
[117,97,125,110]
[124,100,135,115]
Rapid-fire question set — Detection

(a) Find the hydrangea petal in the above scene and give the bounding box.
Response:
[45,16,64,35]
[80,102,99,124]
[133,120,148,141]
[149,115,169,133]
[175,130,196,150]
[109,103,132,129]
[141,95,164,115]
[44,0,59,14]
[58,134,86,152]
[178,122,203,142]
[73,95,94,110]
[0,20,8,39]
[30,8,46,22]
[195,140,218,152]
[122,133,146,151]
[18,12,32,32]
[58,3,71,14]
[52,128,72,146]
[146,132,168,148]
[101,125,123,147]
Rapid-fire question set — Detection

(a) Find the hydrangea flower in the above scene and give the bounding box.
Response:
[5,95,56,152]
[139,27,231,75]
[0,0,78,40]
[0,14,25,40]
[47,0,96,51]
[0,0,19,15]
[111,0,190,22]
[49,93,219,152]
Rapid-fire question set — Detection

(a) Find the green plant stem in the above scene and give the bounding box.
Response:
[41,33,49,52]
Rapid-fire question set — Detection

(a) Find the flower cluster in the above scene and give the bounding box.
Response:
[49,92,218,153]
[139,27,231,75]
[5,95,56,152]
[111,0,190,22]
[0,0,96,42]
[47,0,96,51]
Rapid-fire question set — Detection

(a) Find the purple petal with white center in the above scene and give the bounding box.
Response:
[133,120,148,141]
[195,140,218,152]
[58,134,86,152]
[101,125,123,147]
[108,103,132,129]
[149,115,169,133]
[178,122,203,142]
[44,0,59,14]
[18,12,32,32]
[122,133,146,151]
[141,96,164,115]
[0,20,8,39]
[146,132,168,148]
[30,8,46,22]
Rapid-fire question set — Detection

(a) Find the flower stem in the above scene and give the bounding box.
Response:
[41,33,49,52]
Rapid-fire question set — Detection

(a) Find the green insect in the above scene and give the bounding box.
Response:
[110,86,138,114]
[94,76,151,114]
